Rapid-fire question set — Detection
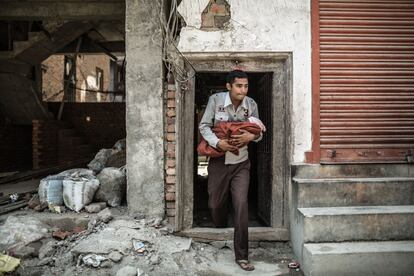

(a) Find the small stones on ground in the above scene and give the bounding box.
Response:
[37,256,54,266]
[85,202,107,213]
[97,208,114,223]
[34,202,48,212]
[82,254,107,267]
[116,265,138,276]
[48,204,66,214]
[108,251,123,262]
[38,241,56,259]
[149,255,160,265]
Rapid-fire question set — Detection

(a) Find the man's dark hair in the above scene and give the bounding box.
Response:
[226,70,248,85]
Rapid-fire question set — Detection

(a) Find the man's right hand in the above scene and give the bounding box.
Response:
[217,139,238,152]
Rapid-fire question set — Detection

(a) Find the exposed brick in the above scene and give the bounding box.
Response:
[167,143,175,158]
[201,13,215,28]
[167,124,175,133]
[166,202,175,209]
[165,184,175,193]
[166,133,175,142]
[166,109,176,117]
[167,99,176,108]
[167,91,175,99]
[165,192,175,201]
[166,208,176,217]
[167,117,176,125]
[167,216,175,225]
[166,167,176,176]
[166,159,176,168]
[166,175,176,184]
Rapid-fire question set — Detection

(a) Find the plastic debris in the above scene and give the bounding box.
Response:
[82,254,107,267]
[9,193,19,203]
[0,254,20,274]
[288,261,300,269]
[133,241,146,254]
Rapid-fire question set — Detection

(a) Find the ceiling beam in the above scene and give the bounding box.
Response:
[0,1,125,20]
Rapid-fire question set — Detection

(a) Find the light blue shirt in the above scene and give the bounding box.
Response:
[199,92,262,164]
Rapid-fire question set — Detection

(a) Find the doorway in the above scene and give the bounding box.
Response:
[175,53,292,241]
[193,72,273,228]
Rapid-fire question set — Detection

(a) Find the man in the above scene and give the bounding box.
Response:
[199,70,262,271]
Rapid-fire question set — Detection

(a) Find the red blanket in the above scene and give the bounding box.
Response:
[197,122,262,157]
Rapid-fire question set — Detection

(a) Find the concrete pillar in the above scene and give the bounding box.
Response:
[125,0,165,218]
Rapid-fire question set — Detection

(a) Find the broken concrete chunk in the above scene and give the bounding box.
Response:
[97,208,114,223]
[85,202,107,213]
[88,149,113,173]
[108,251,123,262]
[82,254,107,267]
[0,216,49,251]
[95,167,126,207]
[113,138,126,151]
[8,244,36,259]
[116,266,138,276]
[38,240,56,259]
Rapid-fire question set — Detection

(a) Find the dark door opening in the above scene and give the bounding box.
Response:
[193,72,273,228]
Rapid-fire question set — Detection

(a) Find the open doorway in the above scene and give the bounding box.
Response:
[176,53,292,241]
[193,72,273,228]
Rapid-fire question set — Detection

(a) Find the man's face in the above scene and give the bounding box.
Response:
[226,77,249,103]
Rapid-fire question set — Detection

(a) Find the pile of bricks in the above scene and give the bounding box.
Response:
[165,82,177,225]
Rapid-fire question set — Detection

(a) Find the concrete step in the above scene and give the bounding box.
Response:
[292,177,414,207]
[292,205,414,263]
[302,241,414,276]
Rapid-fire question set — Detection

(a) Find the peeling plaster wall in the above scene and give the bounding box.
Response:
[178,0,311,163]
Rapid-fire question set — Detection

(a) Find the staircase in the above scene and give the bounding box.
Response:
[0,21,93,125]
[291,164,414,276]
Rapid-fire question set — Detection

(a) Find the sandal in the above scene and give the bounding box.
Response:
[236,260,255,271]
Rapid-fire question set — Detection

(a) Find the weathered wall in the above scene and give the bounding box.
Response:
[177,0,312,163]
[42,54,111,102]
[125,0,165,217]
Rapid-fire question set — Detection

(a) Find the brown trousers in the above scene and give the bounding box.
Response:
[207,156,250,261]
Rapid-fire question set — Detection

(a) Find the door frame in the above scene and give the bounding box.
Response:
[175,52,293,240]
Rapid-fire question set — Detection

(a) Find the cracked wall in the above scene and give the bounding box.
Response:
[177,0,312,163]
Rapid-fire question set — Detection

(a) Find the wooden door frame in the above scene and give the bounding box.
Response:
[175,52,293,241]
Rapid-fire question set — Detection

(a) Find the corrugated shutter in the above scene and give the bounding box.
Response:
[318,0,414,163]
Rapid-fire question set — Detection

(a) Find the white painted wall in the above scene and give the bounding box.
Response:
[178,0,312,163]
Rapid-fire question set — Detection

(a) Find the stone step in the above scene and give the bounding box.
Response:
[302,241,414,276]
[292,205,414,263]
[292,177,414,207]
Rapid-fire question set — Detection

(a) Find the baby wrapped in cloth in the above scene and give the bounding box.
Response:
[197,117,266,157]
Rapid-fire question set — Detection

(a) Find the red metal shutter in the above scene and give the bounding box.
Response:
[318,0,414,163]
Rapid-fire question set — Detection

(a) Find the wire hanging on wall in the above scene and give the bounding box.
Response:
[154,0,196,84]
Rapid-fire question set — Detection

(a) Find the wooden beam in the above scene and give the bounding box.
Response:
[0,1,125,20]
[57,41,125,54]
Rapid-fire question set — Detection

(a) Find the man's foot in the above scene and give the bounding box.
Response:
[236,260,255,271]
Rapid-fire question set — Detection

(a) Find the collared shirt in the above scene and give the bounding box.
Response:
[199,92,262,164]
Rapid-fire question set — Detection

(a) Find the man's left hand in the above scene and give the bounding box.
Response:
[230,129,259,148]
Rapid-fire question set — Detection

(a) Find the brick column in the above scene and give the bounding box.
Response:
[165,81,176,225]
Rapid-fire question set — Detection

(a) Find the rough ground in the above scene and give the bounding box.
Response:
[0,207,303,276]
